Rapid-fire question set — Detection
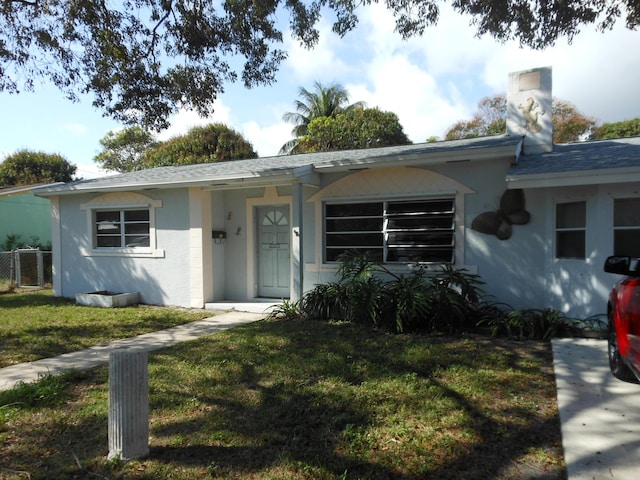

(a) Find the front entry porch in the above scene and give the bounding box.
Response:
[204,299,283,314]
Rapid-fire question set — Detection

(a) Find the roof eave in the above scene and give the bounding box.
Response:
[506,167,640,189]
[313,141,521,172]
[34,171,298,196]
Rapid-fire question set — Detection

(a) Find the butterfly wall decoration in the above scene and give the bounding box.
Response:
[471,189,531,240]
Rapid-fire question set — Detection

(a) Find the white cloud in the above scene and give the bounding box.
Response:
[75,163,111,180]
[242,120,291,157]
[156,101,232,141]
[347,57,470,141]
[283,19,354,83]
[333,4,493,140]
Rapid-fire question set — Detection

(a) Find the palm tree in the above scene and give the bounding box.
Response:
[280,81,366,154]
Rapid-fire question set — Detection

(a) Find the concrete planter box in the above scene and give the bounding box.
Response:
[76,291,140,308]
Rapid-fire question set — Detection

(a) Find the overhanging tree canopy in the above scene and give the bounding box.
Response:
[2,1,637,128]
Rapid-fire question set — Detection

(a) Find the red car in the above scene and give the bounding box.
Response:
[605,256,640,383]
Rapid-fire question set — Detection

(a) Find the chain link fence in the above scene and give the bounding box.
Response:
[0,249,52,292]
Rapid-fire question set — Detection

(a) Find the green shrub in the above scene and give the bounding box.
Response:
[300,282,347,320]
[298,253,487,334]
[379,271,430,333]
[421,264,486,334]
[265,298,304,321]
[278,253,577,340]
[478,307,569,340]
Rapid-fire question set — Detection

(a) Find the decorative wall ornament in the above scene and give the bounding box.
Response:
[518,96,545,134]
[471,189,531,240]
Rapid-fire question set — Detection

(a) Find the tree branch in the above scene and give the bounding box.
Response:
[10,0,38,6]
[148,1,173,61]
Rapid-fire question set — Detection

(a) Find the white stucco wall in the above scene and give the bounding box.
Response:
[539,182,640,319]
[454,160,548,314]
[55,189,193,306]
[466,181,640,319]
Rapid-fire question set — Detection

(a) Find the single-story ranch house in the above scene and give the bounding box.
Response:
[35,67,640,319]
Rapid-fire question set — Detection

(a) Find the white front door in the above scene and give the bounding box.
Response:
[257,206,290,298]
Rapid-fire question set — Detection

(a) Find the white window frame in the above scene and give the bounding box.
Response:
[94,208,151,248]
[613,197,640,257]
[555,201,586,260]
[80,193,164,258]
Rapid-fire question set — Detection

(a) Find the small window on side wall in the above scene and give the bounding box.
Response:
[556,201,586,259]
[95,209,150,248]
[614,198,640,257]
[80,192,163,258]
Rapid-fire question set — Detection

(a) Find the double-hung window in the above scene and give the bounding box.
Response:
[80,193,163,257]
[324,198,455,263]
[614,198,640,257]
[555,201,586,259]
[95,209,150,248]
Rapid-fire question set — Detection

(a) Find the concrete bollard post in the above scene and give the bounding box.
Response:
[108,348,149,460]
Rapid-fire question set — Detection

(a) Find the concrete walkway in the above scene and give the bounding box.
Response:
[0,311,264,392]
[552,337,640,479]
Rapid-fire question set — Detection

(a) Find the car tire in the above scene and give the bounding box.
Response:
[608,319,638,383]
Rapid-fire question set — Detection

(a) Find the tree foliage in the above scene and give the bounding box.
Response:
[295,108,412,153]
[0,150,76,186]
[552,99,598,143]
[444,95,507,140]
[451,0,639,49]
[94,127,158,173]
[444,94,596,144]
[4,1,631,129]
[591,118,640,139]
[281,81,366,154]
[141,124,257,169]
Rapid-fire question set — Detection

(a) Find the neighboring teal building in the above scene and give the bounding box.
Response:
[0,184,56,250]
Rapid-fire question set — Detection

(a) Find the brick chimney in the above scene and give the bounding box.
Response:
[506,67,553,154]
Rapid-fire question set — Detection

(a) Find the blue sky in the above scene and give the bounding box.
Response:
[1,4,639,179]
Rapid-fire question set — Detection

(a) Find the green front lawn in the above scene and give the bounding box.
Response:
[0,290,212,368]
[0,290,565,479]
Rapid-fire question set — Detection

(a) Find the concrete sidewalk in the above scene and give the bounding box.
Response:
[0,311,264,392]
[552,338,640,479]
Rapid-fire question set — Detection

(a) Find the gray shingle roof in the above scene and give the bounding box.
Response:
[34,135,522,195]
[509,137,640,176]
